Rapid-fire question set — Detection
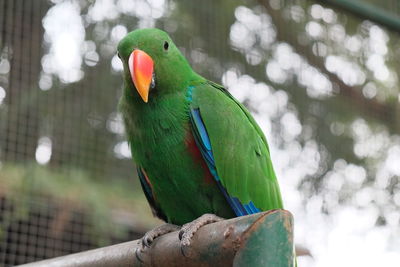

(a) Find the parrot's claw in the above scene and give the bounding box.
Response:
[141,223,180,249]
[141,234,153,248]
[135,223,180,263]
[179,213,224,257]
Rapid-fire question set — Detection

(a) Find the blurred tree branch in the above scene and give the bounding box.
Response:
[317,0,400,32]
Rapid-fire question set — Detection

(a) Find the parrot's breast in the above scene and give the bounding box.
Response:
[124,93,233,224]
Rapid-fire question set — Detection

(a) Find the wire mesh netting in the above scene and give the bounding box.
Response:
[0,0,400,266]
[0,0,161,265]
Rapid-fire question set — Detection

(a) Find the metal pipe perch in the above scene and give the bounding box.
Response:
[19,210,295,267]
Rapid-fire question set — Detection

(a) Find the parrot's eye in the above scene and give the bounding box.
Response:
[163,41,169,51]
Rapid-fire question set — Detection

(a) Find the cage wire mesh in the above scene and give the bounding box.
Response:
[0,0,161,265]
[0,0,400,266]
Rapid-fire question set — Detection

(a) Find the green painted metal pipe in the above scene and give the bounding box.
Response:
[18,210,294,267]
[319,0,400,32]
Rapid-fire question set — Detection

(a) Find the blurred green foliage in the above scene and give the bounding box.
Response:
[0,163,159,244]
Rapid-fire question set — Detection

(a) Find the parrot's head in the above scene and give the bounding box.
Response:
[117,28,196,103]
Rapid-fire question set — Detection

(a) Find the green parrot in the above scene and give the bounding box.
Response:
[117,28,283,251]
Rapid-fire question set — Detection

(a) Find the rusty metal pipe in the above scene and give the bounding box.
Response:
[19,210,294,267]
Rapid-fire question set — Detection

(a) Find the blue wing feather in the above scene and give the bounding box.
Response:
[189,107,260,216]
[191,109,212,151]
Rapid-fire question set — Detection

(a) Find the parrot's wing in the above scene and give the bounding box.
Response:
[189,81,283,216]
[137,167,167,221]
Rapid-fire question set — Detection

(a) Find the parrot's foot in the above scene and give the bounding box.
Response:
[142,223,181,248]
[135,223,180,263]
[179,213,224,257]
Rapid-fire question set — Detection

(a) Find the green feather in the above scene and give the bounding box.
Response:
[190,81,283,210]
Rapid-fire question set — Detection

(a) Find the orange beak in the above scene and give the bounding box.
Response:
[128,49,154,103]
